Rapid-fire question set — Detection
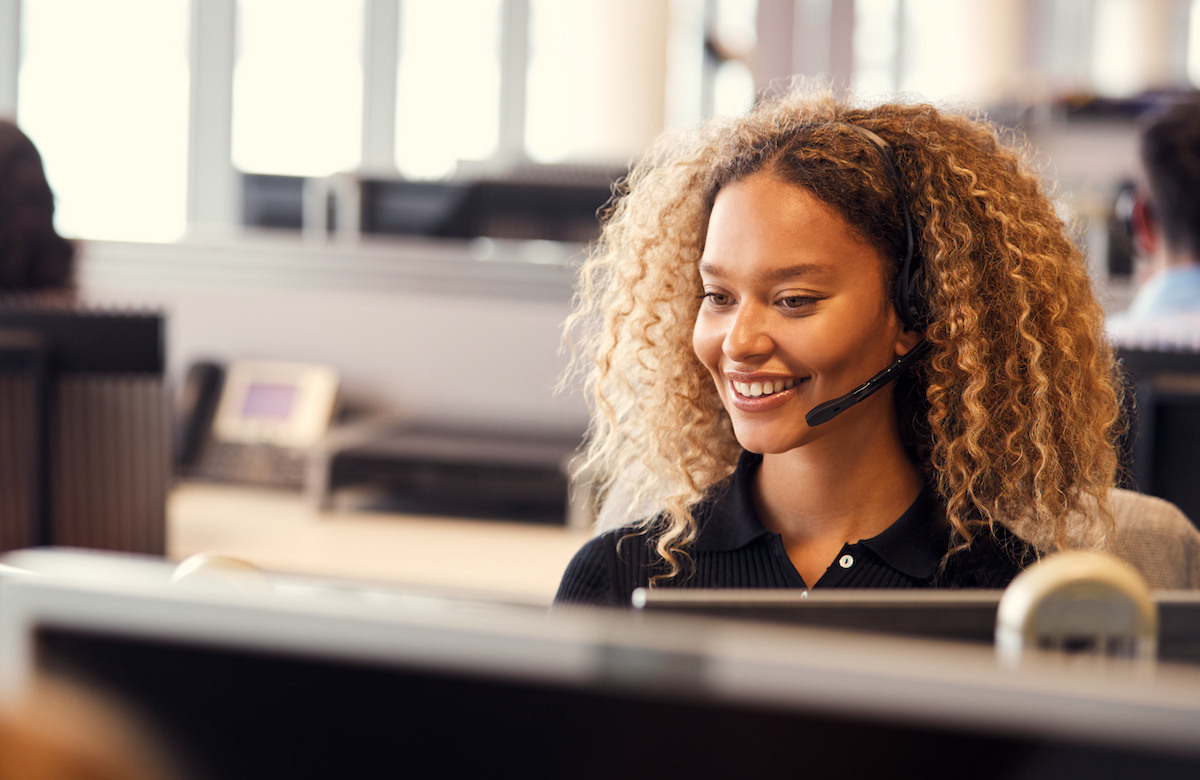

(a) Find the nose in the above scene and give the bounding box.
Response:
[723,303,773,362]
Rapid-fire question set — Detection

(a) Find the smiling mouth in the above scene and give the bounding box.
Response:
[731,378,801,398]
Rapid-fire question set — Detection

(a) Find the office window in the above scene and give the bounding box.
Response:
[1192,0,1200,87]
[1042,0,1094,95]
[394,0,502,179]
[17,0,189,241]
[856,0,1032,106]
[1091,0,1152,97]
[898,0,979,101]
[525,0,602,163]
[853,0,900,98]
[709,0,757,117]
[526,0,671,164]
[231,0,364,176]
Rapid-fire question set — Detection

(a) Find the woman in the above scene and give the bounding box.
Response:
[555,89,1123,606]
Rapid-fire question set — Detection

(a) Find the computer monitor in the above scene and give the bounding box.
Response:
[633,587,1200,666]
[633,588,1003,643]
[464,178,614,243]
[240,173,306,230]
[249,166,621,243]
[357,179,474,237]
[357,176,615,242]
[4,550,1200,779]
[1115,347,1200,524]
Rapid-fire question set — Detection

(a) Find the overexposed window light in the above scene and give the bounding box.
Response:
[710,0,758,117]
[17,0,190,241]
[526,0,671,165]
[852,0,900,99]
[1092,0,1147,97]
[1188,0,1200,87]
[394,0,502,179]
[232,0,365,176]
[525,0,603,163]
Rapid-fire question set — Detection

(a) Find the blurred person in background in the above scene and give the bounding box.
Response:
[0,119,75,301]
[1109,95,1200,346]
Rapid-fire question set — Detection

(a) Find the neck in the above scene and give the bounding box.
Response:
[1154,246,1200,273]
[754,411,923,546]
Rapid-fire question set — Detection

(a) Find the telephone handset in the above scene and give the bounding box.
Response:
[176,361,225,469]
[175,359,340,487]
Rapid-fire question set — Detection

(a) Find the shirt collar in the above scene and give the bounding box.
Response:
[692,450,947,580]
[857,483,947,580]
[692,451,772,551]
[1130,263,1200,318]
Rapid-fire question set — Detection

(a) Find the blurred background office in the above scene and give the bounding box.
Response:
[2,0,1199,602]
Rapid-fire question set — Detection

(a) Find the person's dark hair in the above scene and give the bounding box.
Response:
[0,120,75,292]
[1140,95,1200,256]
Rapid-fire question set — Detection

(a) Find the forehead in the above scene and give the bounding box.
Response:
[699,173,887,285]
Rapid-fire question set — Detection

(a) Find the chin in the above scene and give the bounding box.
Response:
[731,426,810,455]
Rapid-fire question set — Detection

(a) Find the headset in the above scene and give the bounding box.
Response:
[805,124,930,427]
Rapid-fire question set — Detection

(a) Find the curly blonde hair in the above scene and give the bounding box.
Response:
[566,89,1123,578]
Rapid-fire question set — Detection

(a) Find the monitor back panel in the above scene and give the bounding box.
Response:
[635,589,1200,666]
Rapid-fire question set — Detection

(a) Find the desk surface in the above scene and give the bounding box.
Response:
[166,482,592,606]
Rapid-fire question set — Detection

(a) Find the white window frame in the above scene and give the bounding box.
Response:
[0,0,17,118]
[0,0,677,238]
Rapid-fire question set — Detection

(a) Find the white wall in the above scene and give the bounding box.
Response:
[76,234,589,435]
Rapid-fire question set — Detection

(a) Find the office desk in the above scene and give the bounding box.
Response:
[166,482,592,606]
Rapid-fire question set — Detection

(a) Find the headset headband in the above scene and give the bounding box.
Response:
[841,123,926,331]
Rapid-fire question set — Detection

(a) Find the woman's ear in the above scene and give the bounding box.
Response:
[894,327,924,357]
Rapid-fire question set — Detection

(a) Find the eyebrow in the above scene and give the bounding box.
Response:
[697,261,838,285]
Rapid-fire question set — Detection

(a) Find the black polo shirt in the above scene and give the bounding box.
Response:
[554,451,1037,607]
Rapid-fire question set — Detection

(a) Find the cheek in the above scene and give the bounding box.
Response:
[798,325,853,366]
[803,313,899,372]
[691,316,722,374]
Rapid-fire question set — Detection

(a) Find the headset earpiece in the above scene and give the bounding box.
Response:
[803,124,928,427]
[894,261,927,332]
[842,124,926,332]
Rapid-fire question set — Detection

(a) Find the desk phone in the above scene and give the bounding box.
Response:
[176,359,339,489]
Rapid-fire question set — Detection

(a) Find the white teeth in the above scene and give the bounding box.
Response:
[733,378,799,397]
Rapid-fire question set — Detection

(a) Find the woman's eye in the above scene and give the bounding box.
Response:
[700,291,732,306]
[779,295,816,310]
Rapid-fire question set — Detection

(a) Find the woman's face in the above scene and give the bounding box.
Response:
[692,172,917,455]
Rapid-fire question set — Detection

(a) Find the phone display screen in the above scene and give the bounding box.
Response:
[240,382,299,421]
[208,361,339,449]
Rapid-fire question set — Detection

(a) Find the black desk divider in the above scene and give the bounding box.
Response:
[1117,348,1200,526]
[0,305,167,553]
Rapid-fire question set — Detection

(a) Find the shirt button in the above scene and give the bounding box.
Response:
[800,590,809,598]
[839,554,854,569]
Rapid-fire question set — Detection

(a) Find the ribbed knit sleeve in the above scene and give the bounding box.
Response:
[553,535,615,606]
[553,529,655,607]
